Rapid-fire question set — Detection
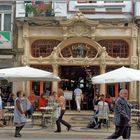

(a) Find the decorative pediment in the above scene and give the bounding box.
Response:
[60,12,99,26]
[60,12,98,38]
[67,22,91,37]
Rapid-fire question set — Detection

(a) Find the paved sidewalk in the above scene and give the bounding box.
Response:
[0,110,139,139]
[0,124,140,139]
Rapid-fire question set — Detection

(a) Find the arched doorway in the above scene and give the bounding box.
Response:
[56,38,102,110]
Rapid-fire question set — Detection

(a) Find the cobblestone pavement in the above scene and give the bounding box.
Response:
[0,124,140,139]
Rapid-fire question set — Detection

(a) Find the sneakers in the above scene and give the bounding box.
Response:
[54,130,61,133]
[14,133,22,137]
[14,134,21,137]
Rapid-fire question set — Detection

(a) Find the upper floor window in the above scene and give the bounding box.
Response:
[98,40,129,58]
[61,43,98,58]
[106,8,122,13]
[104,1,123,3]
[77,0,96,3]
[31,39,61,58]
[0,5,12,31]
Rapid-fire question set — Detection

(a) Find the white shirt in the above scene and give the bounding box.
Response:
[74,88,82,96]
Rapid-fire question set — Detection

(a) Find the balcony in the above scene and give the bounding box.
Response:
[25,3,54,17]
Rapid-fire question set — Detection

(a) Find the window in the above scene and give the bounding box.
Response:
[98,40,129,58]
[0,5,12,31]
[0,14,1,30]
[77,0,97,3]
[106,8,122,13]
[105,0,123,3]
[31,40,61,57]
[61,43,98,58]
[4,14,11,31]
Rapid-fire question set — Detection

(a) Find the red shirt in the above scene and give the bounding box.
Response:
[28,94,37,105]
[38,97,47,109]
[105,97,112,103]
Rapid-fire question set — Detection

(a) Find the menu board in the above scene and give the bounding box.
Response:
[64,90,73,100]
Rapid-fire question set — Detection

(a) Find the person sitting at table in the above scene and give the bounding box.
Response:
[21,93,32,118]
[48,91,57,105]
[94,94,110,129]
[8,93,16,106]
[38,93,47,109]
[28,92,37,112]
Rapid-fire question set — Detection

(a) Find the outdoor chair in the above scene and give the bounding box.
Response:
[32,111,43,126]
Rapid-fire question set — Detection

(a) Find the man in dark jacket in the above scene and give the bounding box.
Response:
[107,89,131,139]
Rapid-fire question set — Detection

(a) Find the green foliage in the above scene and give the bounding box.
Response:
[25,3,54,17]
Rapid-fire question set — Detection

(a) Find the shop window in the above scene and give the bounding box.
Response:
[30,65,52,96]
[61,43,98,58]
[31,40,61,57]
[0,5,12,31]
[98,40,129,58]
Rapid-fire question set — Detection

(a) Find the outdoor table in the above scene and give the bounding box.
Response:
[131,109,140,113]
[39,106,55,127]
[4,106,14,110]
[4,106,15,114]
[4,106,14,126]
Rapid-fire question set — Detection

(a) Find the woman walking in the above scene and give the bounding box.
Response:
[14,91,26,137]
[55,89,71,132]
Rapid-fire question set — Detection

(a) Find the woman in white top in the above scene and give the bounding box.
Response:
[14,91,26,137]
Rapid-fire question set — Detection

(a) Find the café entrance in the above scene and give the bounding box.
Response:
[59,66,100,110]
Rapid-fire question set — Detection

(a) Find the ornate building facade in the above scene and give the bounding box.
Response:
[15,0,140,106]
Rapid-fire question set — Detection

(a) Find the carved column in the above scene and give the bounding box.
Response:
[22,24,30,95]
[99,64,106,96]
[52,64,59,92]
[130,25,138,101]
[22,23,30,65]
[137,27,140,104]
[99,47,107,95]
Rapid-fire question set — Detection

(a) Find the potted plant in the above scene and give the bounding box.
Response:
[25,4,35,17]
[45,4,54,16]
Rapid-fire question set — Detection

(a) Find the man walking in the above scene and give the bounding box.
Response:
[107,89,131,139]
[74,85,82,112]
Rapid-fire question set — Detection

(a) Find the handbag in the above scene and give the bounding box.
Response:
[26,99,32,111]
[54,107,61,119]
[21,114,27,123]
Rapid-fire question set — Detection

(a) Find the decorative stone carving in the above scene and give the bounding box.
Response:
[73,11,85,21]
[91,27,96,39]
[50,47,59,62]
[63,26,68,39]
[115,56,121,64]
[100,47,107,67]
[130,56,138,67]
[22,55,27,65]
[67,22,90,37]
[132,25,138,38]
[138,47,140,54]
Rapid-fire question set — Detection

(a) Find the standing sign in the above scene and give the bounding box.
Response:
[64,90,73,100]
[0,32,12,49]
